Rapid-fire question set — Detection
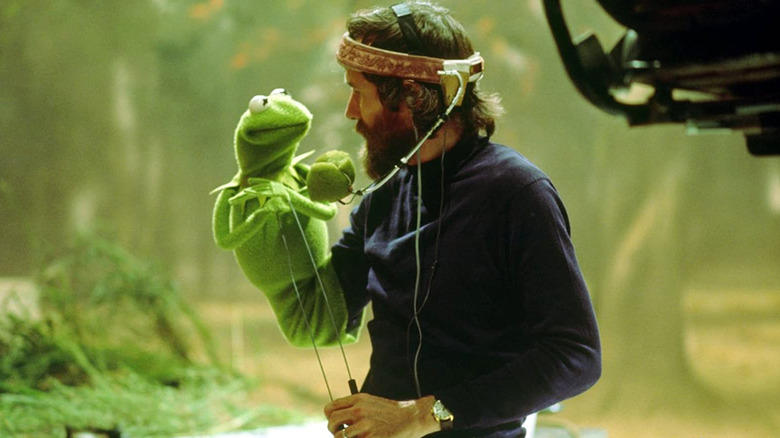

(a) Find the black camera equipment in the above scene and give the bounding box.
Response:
[543,0,780,155]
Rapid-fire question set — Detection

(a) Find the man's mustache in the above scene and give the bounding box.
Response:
[356,120,367,137]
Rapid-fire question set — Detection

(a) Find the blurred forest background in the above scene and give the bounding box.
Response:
[1,0,779,437]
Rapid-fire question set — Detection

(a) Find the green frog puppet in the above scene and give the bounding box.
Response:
[211,88,358,346]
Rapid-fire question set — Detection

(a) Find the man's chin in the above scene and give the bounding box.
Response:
[356,117,417,181]
[359,145,385,181]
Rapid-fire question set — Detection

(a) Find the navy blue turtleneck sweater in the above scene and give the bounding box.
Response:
[331,136,601,437]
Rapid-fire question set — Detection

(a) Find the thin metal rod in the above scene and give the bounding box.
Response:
[277,213,334,401]
[285,194,356,386]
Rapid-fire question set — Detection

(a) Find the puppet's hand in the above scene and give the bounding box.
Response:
[229,178,288,205]
[307,150,356,202]
[247,178,289,197]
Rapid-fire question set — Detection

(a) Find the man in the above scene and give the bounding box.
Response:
[257,2,601,437]
[320,2,601,437]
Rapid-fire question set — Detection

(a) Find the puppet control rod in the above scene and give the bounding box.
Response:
[278,200,359,400]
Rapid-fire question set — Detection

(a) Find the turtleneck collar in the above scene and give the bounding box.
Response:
[408,134,488,215]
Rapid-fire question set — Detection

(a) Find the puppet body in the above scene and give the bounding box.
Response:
[211,90,356,346]
[213,89,357,346]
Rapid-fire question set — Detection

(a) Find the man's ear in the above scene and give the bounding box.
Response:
[401,79,424,111]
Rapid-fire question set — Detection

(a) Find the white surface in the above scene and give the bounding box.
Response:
[525,412,538,438]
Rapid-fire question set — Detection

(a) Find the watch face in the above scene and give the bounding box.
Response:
[433,400,453,420]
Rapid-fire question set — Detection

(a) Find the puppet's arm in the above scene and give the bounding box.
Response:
[231,178,337,221]
[212,187,269,250]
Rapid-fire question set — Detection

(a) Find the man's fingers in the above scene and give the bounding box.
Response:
[324,394,360,417]
[328,421,353,436]
[330,422,368,438]
[326,410,352,434]
[325,394,371,434]
[326,405,364,434]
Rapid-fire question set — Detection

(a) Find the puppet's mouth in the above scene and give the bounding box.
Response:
[243,123,308,143]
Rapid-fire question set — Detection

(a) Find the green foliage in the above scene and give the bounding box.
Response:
[0,233,300,437]
[35,232,220,377]
[0,369,300,438]
[0,314,94,393]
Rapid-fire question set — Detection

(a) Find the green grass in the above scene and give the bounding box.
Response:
[0,233,302,437]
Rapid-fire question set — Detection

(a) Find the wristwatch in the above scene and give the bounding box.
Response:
[431,399,454,431]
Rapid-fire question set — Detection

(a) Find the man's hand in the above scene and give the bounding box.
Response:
[324,393,439,438]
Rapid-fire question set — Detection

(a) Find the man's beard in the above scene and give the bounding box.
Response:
[357,110,417,180]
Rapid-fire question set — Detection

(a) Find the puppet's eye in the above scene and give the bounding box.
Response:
[248,95,271,114]
[271,88,289,96]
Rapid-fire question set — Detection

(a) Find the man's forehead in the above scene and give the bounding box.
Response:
[344,69,368,87]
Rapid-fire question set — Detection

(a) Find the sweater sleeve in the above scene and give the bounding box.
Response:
[436,179,602,430]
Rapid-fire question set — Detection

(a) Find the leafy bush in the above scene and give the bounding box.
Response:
[0,233,299,437]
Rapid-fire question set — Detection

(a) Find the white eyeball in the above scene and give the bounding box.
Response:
[271,88,289,96]
[249,95,270,114]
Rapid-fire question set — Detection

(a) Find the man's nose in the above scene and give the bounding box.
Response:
[345,91,360,120]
